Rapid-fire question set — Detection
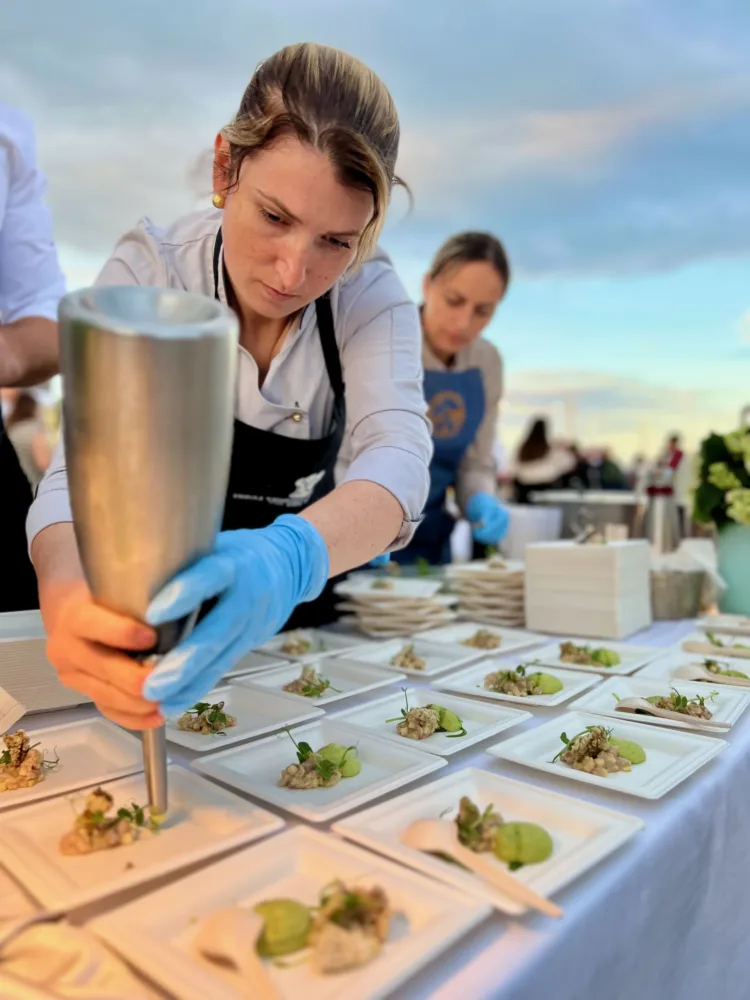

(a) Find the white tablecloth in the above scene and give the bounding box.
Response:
[13,620,750,1000]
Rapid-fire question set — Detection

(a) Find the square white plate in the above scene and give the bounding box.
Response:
[568,676,750,731]
[345,638,478,678]
[0,717,144,812]
[193,719,446,823]
[90,826,489,1000]
[236,658,401,706]
[223,650,287,678]
[164,683,324,752]
[0,765,284,910]
[444,559,525,579]
[418,622,543,656]
[636,650,750,687]
[529,639,663,675]
[682,631,750,661]
[486,711,726,799]
[334,766,644,915]
[258,628,377,663]
[435,661,600,708]
[334,578,444,600]
[696,613,750,638]
[329,688,531,756]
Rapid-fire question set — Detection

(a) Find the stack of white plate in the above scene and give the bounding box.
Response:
[445,557,526,628]
[334,577,457,637]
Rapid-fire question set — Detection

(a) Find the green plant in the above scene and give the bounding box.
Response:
[693,427,750,529]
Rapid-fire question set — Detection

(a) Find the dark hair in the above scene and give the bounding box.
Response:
[518,417,550,463]
[428,231,511,289]
[5,392,37,428]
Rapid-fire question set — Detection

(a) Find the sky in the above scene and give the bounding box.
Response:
[3,0,749,461]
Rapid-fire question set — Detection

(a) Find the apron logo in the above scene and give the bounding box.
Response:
[288,471,326,501]
[428,390,467,440]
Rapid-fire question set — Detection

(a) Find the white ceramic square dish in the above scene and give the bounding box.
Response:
[334,578,444,601]
[257,627,377,662]
[345,638,478,678]
[0,765,284,911]
[89,826,489,1000]
[164,683,323,752]
[568,676,750,732]
[193,719,446,823]
[0,717,144,812]
[486,711,726,799]
[236,657,401,706]
[636,650,750,687]
[222,650,287,678]
[435,661,600,708]
[418,622,542,656]
[696,613,750,638]
[329,688,531,756]
[334,767,644,915]
[529,639,663,675]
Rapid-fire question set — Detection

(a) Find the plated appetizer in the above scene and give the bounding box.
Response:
[559,641,621,668]
[281,632,316,657]
[370,579,395,591]
[283,664,339,699]
[705,631,750,653]
[701,657,749,680]
[385,690,467,741]
[615,688,717,721]
[553,725,645,777]
[59,787,162,855]
[278,730,362,790]
[198,880,393,977]
[483,663,563,698]
[461,628,502,651]
[390,644,427,671]
[177,701,237,735]
[0,729,59,793]
[453,795,552,871]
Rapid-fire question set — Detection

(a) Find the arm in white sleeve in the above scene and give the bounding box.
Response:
[337,265,433,550]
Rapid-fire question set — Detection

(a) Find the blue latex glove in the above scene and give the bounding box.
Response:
[466,492,510,546]
[368,553,391,568]
[142,515,329,714]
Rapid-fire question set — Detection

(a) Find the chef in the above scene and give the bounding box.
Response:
[0,102,65,612]
[27,42,432,729]
[393,232,510,565]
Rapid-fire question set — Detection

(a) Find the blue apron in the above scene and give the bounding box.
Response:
[395,367,485,565]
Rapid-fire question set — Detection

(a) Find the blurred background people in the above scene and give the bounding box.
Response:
[511,417,577,503]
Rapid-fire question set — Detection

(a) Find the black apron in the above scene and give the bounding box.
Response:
[0,411,39,611]
[213,230,345,628]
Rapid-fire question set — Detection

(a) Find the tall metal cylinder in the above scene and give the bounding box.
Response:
[59,284,238,812]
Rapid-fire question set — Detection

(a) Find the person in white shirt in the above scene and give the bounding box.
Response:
[28,42,433,730]
[0,103,65,611]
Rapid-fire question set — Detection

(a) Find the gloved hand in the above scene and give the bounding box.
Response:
[142,514,329,714]
[466,492,510,546]
[368,553,391,568]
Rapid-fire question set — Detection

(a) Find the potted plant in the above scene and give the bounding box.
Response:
[693,425,750,614]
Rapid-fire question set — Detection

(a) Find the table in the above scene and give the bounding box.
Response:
[15,619,750,1000]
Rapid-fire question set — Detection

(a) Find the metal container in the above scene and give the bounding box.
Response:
[650,569,705,620]
[60,285,238,812]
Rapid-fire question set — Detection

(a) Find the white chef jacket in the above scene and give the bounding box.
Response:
[0,103,65,324]
[27,208,433,549]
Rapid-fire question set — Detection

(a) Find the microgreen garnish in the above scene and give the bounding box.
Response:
[385,689,467,737]
[187,701,230,735]
[552,725,612,762]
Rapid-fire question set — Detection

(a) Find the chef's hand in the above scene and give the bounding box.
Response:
[466,492,510,546]
[142,515,329,714]
[43,580,163,730]
[368,553,390,568]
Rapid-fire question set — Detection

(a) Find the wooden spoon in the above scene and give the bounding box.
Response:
[673,662,750,688]
[194,906,281,999]
[400,818,563,918]
[614,696,731,730]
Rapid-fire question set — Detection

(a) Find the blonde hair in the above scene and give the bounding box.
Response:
[220,42,405,266]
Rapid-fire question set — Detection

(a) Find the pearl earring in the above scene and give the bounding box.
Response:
[212,193,225,209]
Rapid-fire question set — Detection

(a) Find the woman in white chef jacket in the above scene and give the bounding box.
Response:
[28,43,432,729]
